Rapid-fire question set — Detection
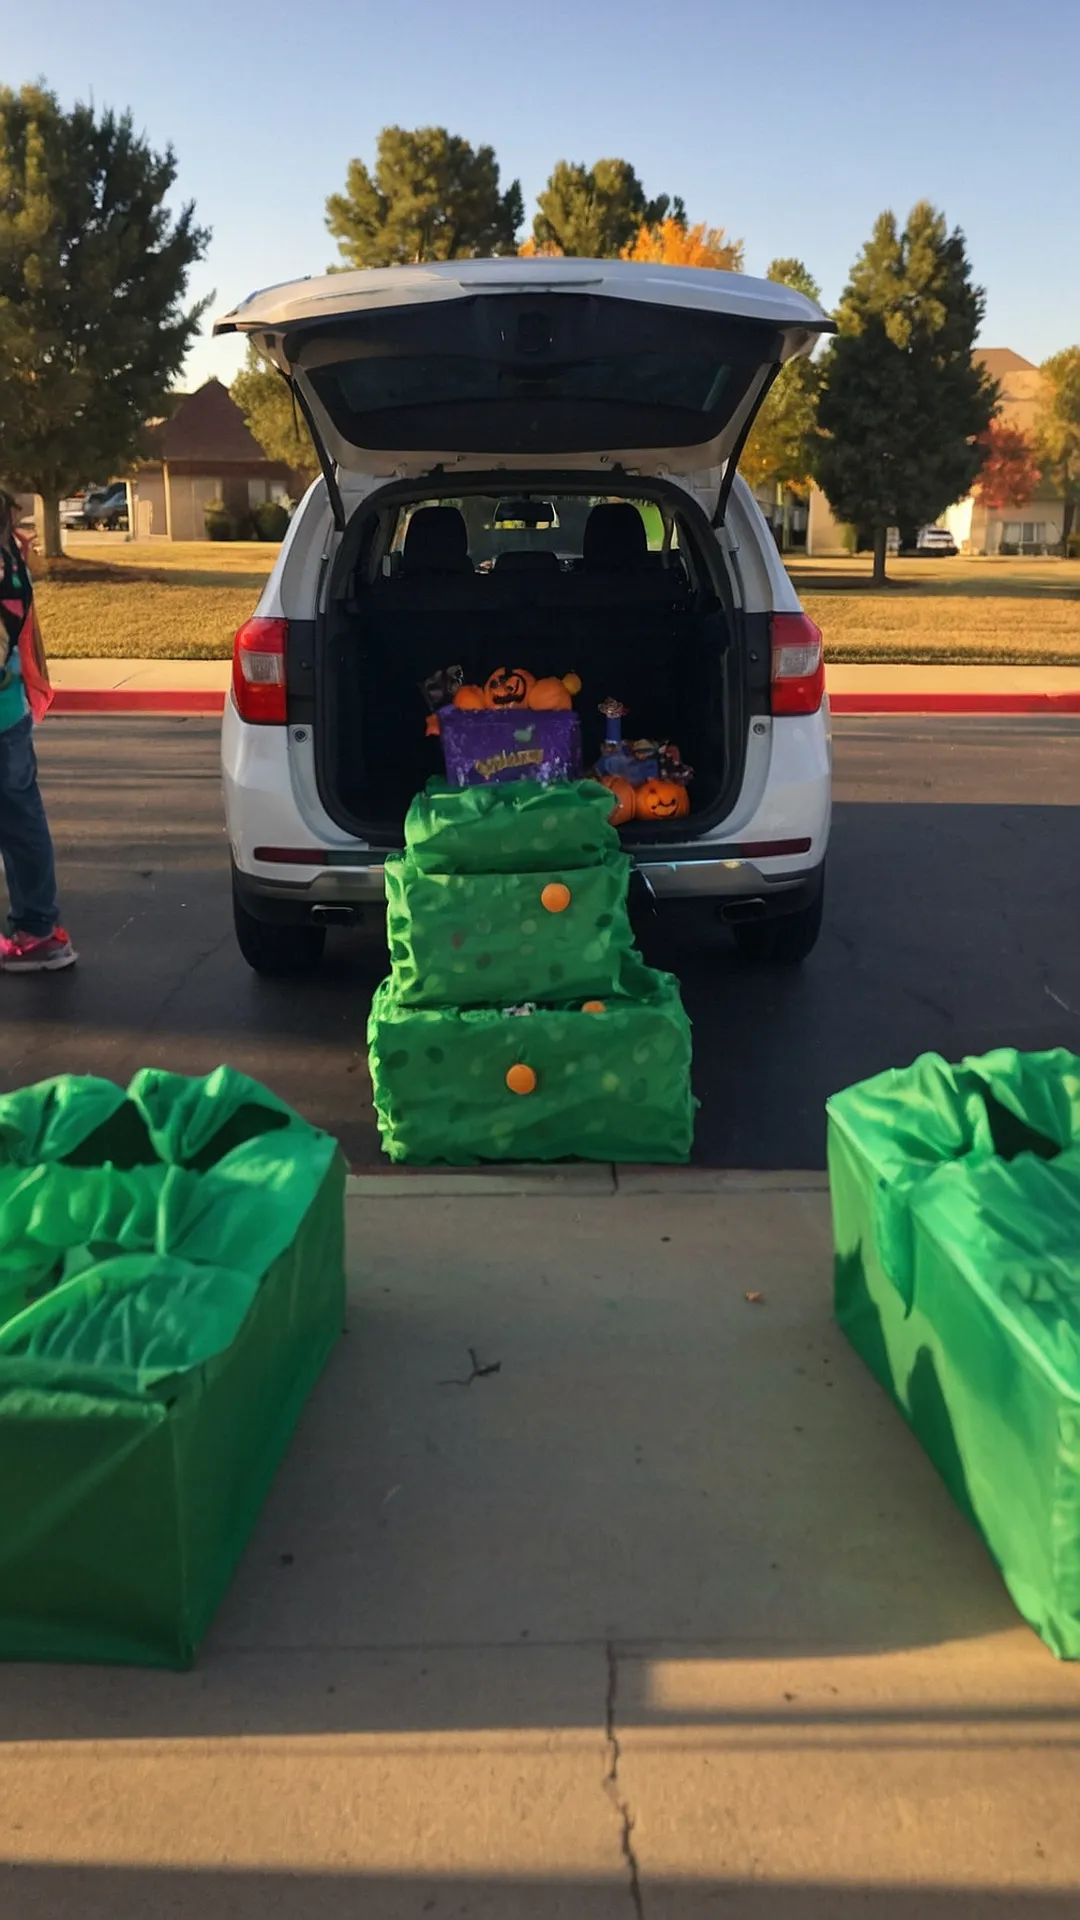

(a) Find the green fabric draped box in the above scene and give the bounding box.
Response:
[0,1066,346,1669]
[369,963,695,1165]
[385,850,634,1008]
[828,1047,1080,1658]
[403,778,620,875]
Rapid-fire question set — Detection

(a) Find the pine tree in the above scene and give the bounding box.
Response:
[815,204,996,583]
[528,160,683,258]
[326,127,523,268]
[0,84,209,556]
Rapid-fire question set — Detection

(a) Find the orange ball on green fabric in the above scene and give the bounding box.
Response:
[506,1063,537,1096]
[581,1000,606,1013]
[541,882,571,913]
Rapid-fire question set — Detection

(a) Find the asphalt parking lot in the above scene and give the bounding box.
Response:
[4,714,1080,1169]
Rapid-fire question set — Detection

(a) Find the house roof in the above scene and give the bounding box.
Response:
[152,379,271,464]
[976,348,1038,378]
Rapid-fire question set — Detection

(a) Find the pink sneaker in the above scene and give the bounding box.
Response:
[0,927,77,972]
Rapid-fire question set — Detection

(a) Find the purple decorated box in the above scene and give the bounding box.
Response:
[439,708,582,787]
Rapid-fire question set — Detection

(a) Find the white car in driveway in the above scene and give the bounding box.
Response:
[214,257,834,975]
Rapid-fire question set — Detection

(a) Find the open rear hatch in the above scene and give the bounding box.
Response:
[214,258,832,515]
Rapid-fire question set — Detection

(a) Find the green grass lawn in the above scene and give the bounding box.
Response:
[795,555,1080,663]
[32,539,1080,664]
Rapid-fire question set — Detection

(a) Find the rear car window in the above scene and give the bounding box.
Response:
[301,293,782,454]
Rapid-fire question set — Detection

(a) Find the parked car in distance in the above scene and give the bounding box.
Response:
[60,493,90,529]
[82,483,129,532]
[214,257,836,978]
[916,525,958,556]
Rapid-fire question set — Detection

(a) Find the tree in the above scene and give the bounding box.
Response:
[741,259,823,514]
[971,419,1041,510]
[621,217,742,271]
[814,203,996,584]
[326,126,522,268]
[231,347,319,485]
[528,159,683,258]
[1035,347,1080,552]
[0,84,209,556]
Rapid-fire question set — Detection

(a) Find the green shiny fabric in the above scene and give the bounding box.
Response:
[403,776,619,874]
[385,850,634,1008]
[369,963,695,1165]
[0,1066,346,1668]
[828,1047,1080,1658]
[370,779,695,1165]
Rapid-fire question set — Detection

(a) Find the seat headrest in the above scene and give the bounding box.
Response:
[582,503,649,571]
[402,506,471,575]
[493,549,561,572]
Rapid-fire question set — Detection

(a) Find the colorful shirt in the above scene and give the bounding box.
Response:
[0,538,30,732]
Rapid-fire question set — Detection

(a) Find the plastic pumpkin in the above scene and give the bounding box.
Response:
[528,677,572,712]
[528,672,580,711]
[599,774,635,826]
[452,684,487,710]
[634,778,690,822]
[485,666,536,709]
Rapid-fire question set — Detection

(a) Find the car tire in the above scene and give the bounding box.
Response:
[232,885,326,975]
[732,872,824,965]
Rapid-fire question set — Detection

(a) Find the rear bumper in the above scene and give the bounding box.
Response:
[233,851,823,927]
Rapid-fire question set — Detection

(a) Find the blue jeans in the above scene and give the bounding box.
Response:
[0,714,60,938]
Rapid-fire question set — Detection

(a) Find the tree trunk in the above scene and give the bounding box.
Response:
[872,525,889,586]
[39,493,63,560]
[1063,497,1076,556]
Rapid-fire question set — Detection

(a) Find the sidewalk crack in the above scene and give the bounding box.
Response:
[604,1640,645,1917]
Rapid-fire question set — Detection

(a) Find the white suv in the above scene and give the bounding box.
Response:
[215,258,833,975]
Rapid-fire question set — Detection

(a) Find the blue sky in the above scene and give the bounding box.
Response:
[12,0,1077,389]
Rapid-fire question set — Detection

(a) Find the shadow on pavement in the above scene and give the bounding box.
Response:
[1,1866,1077,1918]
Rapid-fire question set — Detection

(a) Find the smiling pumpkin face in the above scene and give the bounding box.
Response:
[485,667,535,709]
[634,778,690,822]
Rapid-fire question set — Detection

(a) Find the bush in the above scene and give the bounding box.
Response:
[204,499,235,541]
[1067,533,1080,560]
[251,499,290,542]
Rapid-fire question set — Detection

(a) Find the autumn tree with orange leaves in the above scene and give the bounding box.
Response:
[621,217,743,272]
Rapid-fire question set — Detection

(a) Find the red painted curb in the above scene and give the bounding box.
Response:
[47,689,1080,719]
[50,689,226,715]
[829,692,1080,715]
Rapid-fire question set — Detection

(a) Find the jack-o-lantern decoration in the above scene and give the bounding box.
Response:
[598,774,635,826]
[634,778,690,822]
[453,683,487,710]
[485,666,536,709]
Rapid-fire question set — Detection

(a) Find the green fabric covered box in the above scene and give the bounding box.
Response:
[385,850,634,1008]
[369,963,695,1164]
[404,777,619,874]
[828,1047,1080,1658]
[0,1066,346,1669]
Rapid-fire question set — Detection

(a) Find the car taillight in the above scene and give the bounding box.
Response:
[770,611,825,717]
[232,616,288,724]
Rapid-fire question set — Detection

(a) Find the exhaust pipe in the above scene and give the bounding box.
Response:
[719,899,769,924]
[310,904,359,926]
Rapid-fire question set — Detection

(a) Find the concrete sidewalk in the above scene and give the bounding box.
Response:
[3,1180,1080,1916]
[42,656,1080,716]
